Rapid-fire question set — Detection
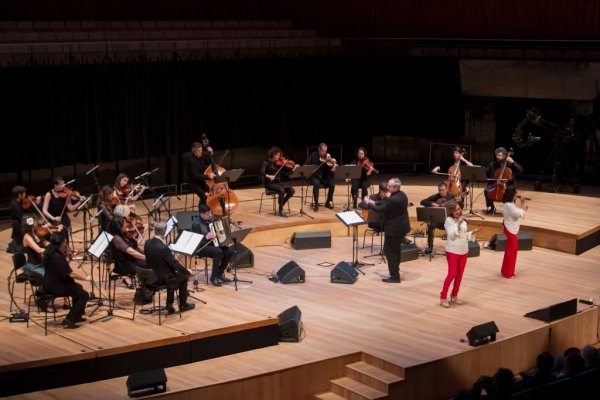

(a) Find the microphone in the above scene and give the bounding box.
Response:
[85,164,99,175]
[89,209,103,224]
[152,194,165,208]
[65,178,76,186]
[134,168,159,180]
[77,194,93,210]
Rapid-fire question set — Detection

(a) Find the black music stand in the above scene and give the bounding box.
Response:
[74,194,95,261]
[288,165,316,219]
[170,230,207,304]
[416,207,447,261]
[461,165,487,220]
[336,211,370,274]
[220,227,253,291]
[334,165,362,211]
[215,168,244,218]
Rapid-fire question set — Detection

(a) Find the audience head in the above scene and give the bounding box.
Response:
[581,344,600,368]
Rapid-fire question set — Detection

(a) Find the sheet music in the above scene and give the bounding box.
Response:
[166,215,178,236]
[169,230,204,256]
[336,210,366,227]
[88,231,114,259]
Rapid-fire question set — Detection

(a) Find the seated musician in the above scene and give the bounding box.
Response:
[260,146,297,217]
[351,147,376,210]
[187,142,215,213]
[21,214,63,276]
[359,181,388,230]
[42,177,87,243]
[191,205,234,287]
[303,143,337,212]
[108,215,146,289]
[420,182,456,254]
[485,147,523,214]
[144,220,194,314]
[114,173,145,213]
[431,147,473,199]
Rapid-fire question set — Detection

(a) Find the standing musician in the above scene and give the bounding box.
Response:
[431,147,472,202]
[260,146,297,217]
[485,147,523,214]
[42,177,87,241]
[9,185,33,252]
[108,215,146,289]
[187,142,215,213]
[42,234,91,329]
[420,182,456,254]
[144,220,195,314]
[304,143,337,212]
[97,185,119,232]
[114,173,145,213]
[191,204,235,286]
[363,178,411,283]
[500,186,528,279]
[351,147,377,210]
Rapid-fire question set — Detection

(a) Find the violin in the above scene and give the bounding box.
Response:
[36,224,61,238]
[357,158,379,174]
[274,157,296,170]
[21,195,40,210]
[485,148,514,202]
[319,154,337,167]
[56,187,81,202]
[124,215,145,240]
[447,148,466,196]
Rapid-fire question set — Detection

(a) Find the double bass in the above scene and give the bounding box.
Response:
[446,149,466,196]
[485,149,514,202]
[203,137,239,218]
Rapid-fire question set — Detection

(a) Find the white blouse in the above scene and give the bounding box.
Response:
[502,202,525,235]
[444,216,469,255]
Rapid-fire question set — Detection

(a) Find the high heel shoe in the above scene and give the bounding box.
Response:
[450,297,463,305]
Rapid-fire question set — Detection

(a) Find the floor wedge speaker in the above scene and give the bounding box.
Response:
[278,305,302,342]
[291,230,331,249]
[401,243,419,262]
[488,232,533,251]
[468,241,480,257]
[466,321,499,347]
[127,369,167,397]
[176,211,200,231]
[524,298,577,323]
[273,261,305,284]
[230,243,254,268]
[331,261,358,284]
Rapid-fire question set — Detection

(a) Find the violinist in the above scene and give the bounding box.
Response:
[97,185,118,232]
[500,186,528,279]
[187,142,214,212]
[21,214,63,276]
[191,205,234,287]
[114,173,145,212]
[351,147,376,210]
[8,185,28,252]
[108,215,146,289]
[260,146,297,217]
[431,147,473,201]
[303,143,337,212]
[420,182,456,254]
[42,177,87,241]
[485,147,523,214]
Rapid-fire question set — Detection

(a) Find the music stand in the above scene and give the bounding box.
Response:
[220,227,252,291]
[335,211,370,274]
[416,207,447,261]
[215,168,244,218]
[334,165,362,211]
[170,230,208,304]
[461,165,487,219]
[288,165,316,219]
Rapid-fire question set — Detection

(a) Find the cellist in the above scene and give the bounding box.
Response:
[485,147,523,214]
[431,147,473,203]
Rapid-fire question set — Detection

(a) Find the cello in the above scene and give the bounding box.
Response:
[446,149,466,197]
[204,143,239,218]
[485,148,514,202]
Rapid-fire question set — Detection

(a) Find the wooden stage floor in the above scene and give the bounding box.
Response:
[1,178,599,399]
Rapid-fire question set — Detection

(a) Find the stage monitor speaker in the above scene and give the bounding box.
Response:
[330,261,358,284]
[488,232,533,251]
[230,243,254,268]
[524,298,577,323]
[468,241,480,258]
[291,230,331,250]
[278,305,302,342]
[401,243,419,262]
[126,369,167,397]
[175,211,199,231]
[466,321,499,347]
[272,261,305,284]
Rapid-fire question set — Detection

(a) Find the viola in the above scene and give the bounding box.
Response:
[447,148,467,196]
[357,158,379,174]
[485,149,514,202]
[36,225,61,237]
[319,153,337,167]
[274,157,296,170]
[124,215,145,240]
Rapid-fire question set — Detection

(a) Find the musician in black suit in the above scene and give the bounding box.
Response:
[485,147,523,214]
[144,220,194,314]
[303,143,337,212]
[191,205,235,287]
[187,142,215,213]
[364,177,411,283]
[419,182,456,253]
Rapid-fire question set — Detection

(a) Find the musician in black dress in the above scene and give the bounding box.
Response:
[485,147,523,214]
[260,146,297,217]
[303,143,337,212]
[42,177,87,241]
[419,182,456,253]
[191,205,235,286]
[351,147,376,210]
[187,142,215,213]
[108,216,146,288]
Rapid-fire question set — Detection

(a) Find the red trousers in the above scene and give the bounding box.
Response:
[440,251,468,300]
[501,225,518,278]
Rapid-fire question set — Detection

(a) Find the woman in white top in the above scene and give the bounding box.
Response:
[500,186,527,278]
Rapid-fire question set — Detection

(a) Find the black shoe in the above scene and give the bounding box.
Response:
[313,205,319,212]
[382,277,401,283]
[402,238,412,245]
[485,207,496,215]
[72,315,87,323]
[179,303,195,312]
[219,274,232,283]
[166,305,177,314]
[325,201,334,209]
[122,278,134,289]
[424,247,433,254]
[278,210,288,218]
[210,277,222,287]
[62,318,80,329]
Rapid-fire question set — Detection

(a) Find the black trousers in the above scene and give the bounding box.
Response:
[189,184,207,213]
[310,177,335,204]
[351,178,370,207]
[426,222,446,249]
[265,181,295,209]
[196,245,235,279]
[162,270,189,306]
[46,282,90,321]
[384,235,404,279]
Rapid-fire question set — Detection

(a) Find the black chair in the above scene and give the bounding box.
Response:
[8,252,29,313]
[26,273,59,336]
[133,266,181,325]
[259,188,290,215]
[106,254,135,320]
[362,209,384,253]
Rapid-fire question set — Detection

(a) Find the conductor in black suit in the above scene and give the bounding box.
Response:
[144,220,195,314]
[364,177,411,283]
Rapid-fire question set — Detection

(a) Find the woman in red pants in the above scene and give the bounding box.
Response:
[500,187,528,278]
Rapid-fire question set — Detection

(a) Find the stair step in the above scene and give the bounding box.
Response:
[314,391,348,400]
[331,376,387,400]
[346,361,404,392]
